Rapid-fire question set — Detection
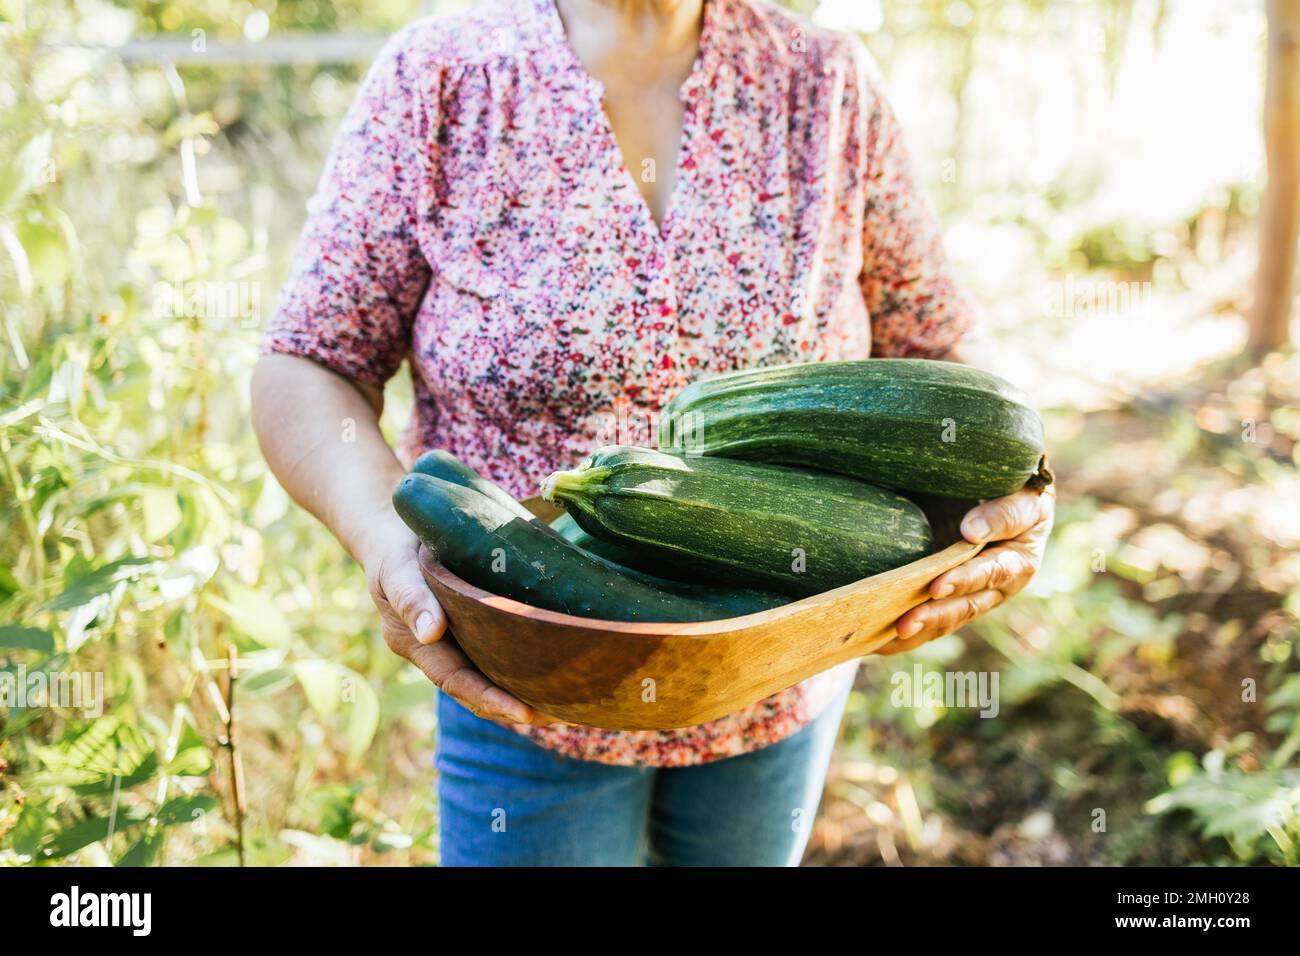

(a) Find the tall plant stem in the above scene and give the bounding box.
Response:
[0,433,44,582]
[221,641,247,866]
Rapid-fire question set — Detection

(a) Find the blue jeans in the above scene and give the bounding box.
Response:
[434,685,850,866]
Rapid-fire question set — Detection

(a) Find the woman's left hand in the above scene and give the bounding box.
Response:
[878,486,1055,655]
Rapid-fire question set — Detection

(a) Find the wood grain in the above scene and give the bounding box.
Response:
[419,497,982,731]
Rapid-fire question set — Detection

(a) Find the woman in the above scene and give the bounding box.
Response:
[252,0,1053,866]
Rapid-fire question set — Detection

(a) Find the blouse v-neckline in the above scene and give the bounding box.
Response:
[539,0,721,244]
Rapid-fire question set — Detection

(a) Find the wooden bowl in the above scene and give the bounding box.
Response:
[419,497,982,731]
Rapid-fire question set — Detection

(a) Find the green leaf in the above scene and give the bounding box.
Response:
[165,722,214,777]
[1268,674,1300,710]
[115,829,163,867]
[1151,768,1300,852]
[294,660,342,717]
[37,715,157,787]
[70,754,159,796]
[141,487,183,543]
[1202,798,1293,845]
[1284,589,1300,620]
[0,625,54,653]
[10,804,48,858]
[342,670,380,762]
[29,465,69,513]
[0,562,22,599]
[44,556,159,612]
[290,664,379,761]
[1,652,70,738]
[165,748,213,776]
[241,666,295,695]
[18,352,53,401]
[157,793,218,827]
[42,813,145,859]
[207,581,291,648]
[15,215,70,291]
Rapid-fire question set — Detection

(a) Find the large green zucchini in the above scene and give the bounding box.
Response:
[393,474,744,623]
[542,446,933,598]
[658,359,1047,499]
[548,512,788,616]
[549,512,679,578]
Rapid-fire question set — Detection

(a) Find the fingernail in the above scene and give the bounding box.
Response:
[414,611,436,643]
[964,518,989,541]
[934,583,953,599]
[898,619,920,638]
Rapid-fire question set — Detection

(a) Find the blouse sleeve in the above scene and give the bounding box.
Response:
[262,30,435,388]
[858,55,974,358]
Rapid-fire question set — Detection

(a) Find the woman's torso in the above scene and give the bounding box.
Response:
[400,0,874,492]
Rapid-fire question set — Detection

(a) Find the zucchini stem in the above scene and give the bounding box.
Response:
[1025,453,1056,493]
[542,465,614,505]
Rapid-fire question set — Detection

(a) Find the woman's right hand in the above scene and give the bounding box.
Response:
[360,507,554,725]
[250,356,556,726]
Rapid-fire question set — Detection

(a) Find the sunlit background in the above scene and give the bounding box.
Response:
[2,0,1297,866]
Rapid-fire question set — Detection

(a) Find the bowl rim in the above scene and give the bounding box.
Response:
[418,538,982,638]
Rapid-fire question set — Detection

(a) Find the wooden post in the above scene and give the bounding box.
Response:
[1250,0,1300,353]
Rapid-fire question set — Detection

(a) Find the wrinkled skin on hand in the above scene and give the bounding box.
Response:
[364,512,561,725]
[880,486,1055,655]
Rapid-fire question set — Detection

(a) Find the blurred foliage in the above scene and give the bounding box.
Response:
[2,0,1296,867]
[1,0,439,866]
[819,352,1300,866]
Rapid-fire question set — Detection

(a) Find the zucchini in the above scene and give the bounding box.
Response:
[548,512,789,616]
[549,512,678,577]
[392,473,750,623]
[408,452,785,616]
[542,446,933,597]
[411,449,535,522]
[659,359,1048,499]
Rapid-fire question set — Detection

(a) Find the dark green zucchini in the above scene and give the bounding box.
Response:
[393,473,751,623]
[548,512,788,616]
[659,359,1048,499]
[543,446,933,597]
[411,449,536,521]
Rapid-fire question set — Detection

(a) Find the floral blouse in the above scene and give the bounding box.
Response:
[265,0,972,767]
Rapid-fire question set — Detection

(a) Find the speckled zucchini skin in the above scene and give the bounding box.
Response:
[544,447,933,598]
[659,359,1045,499]
[548,512,788,616]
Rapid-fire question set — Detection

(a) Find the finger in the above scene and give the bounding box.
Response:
[930,543,1036,600]
[893,588,1005,648]
[529,709,572,728]
[402,638,535,724]
[961,489,1049,544]
[389,625,546,725]
[379,553,447,645]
